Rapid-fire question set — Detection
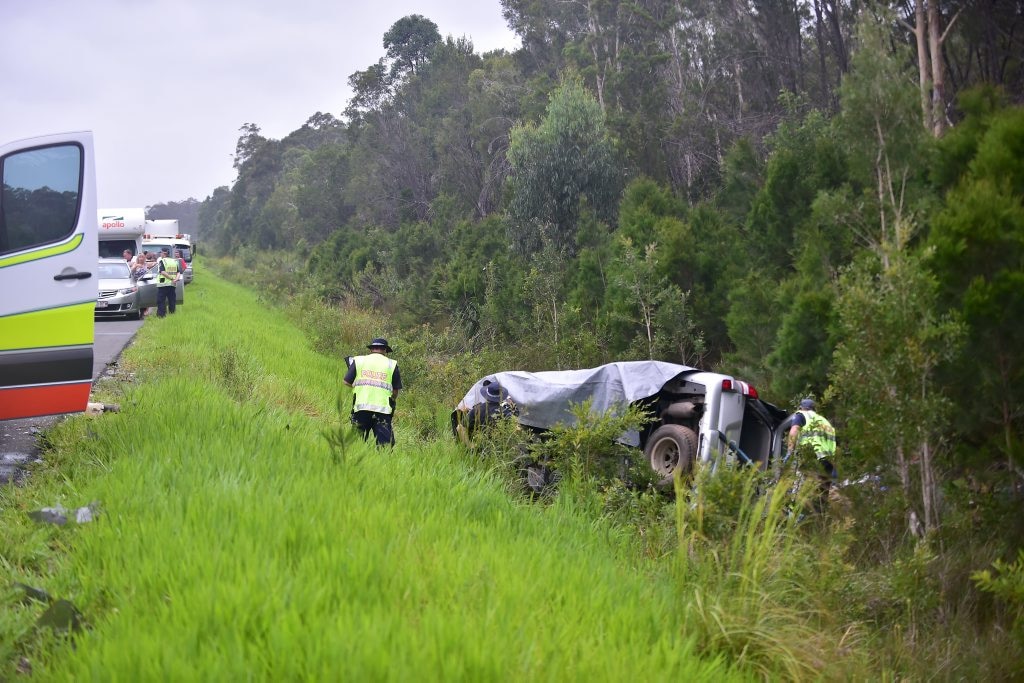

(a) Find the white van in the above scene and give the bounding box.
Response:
[0,132,98,420]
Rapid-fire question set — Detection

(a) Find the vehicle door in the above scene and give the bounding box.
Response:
[0,133,97,420]
[136,271,158,308]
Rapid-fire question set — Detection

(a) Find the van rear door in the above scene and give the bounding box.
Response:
[0,132,97,420]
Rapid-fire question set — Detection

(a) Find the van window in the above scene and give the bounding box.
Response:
[0,143,82,255]
[99,239,137,258]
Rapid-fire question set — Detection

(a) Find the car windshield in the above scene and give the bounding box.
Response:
[97,262,130,279]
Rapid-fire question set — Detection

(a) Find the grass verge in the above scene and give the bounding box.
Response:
[2,271,737,680]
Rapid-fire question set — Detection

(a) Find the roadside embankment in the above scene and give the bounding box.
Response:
[2,270,736,680]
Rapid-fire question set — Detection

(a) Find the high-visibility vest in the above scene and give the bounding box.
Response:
[797,410,836,459]
[352,353,396,414]
[157,257,179,286]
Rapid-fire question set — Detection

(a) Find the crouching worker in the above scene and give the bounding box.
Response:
[344,338,401,447]
[452,379,518,445]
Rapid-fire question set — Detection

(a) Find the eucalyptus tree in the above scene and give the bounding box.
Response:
[383,14,442,80]
[344,33,483,230]
[226,123,284,251]
[448,52,526,218]
[506,75,621,256]
[829,14,957,535]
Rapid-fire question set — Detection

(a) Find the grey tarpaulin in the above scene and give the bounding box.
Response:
[456,361,695,446]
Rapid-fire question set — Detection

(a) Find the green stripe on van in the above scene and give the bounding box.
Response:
[0,233,84,269]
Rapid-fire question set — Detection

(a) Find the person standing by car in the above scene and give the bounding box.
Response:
[787,398,838,507]
[156,247,180,318]
[131,254,151,317]
[343,338,402,447]
[131,253,148,280]
[174,248,187,274]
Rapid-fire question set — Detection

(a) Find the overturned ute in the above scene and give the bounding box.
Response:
[453,361,788,478]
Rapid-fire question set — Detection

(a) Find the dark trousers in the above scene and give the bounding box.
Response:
[351,410,394,447]
[157,286,176,317]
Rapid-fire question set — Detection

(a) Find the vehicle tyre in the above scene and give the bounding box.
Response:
[644,424,697,477]
[128,308,142,321]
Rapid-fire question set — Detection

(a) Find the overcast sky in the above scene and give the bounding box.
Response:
[1,0,519,209]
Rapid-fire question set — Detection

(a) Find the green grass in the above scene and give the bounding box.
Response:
[2,272,740,680]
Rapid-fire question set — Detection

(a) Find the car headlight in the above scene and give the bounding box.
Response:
[117,286,138,295]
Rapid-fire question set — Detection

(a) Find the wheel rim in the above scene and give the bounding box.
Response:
[650,437,679,475]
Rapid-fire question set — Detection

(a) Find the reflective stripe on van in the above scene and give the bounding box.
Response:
[0,301,94,351]
[0,383,92,420]
[0,233,84,269]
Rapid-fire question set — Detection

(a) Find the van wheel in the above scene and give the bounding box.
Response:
[644,424,697,477]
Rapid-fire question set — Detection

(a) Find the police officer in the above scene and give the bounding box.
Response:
[156,247,180,318]
[343,338,402,447]
[787,398,838,481]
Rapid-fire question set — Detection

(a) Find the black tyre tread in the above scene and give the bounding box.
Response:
[644,424,697,476]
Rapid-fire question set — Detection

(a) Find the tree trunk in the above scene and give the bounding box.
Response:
[919,437,939,532]
[915,0,933,133]
[927,0,947,136]
[813,0,829,104]
[823,0,848,76]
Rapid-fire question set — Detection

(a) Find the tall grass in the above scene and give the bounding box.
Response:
[674,467,853,679]
[2,271,738,680]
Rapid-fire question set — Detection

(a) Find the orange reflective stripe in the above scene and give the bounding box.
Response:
[0,382,91,420]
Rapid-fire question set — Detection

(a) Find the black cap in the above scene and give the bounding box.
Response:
[799,398,815,410]
[367,338,393,353]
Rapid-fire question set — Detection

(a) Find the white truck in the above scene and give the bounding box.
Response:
[0,132,98,420]
[145,218,179,236]
[98,208,145,259]
[143,220,193,284]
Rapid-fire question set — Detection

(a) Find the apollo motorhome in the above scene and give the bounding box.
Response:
[98,207,145,259]
[0,132,98,420]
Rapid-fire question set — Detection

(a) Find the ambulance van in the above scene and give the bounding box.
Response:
[0,132,98,420]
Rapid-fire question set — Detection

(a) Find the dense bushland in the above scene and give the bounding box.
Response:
[201,6,1024,557]
[193,5,1024,661]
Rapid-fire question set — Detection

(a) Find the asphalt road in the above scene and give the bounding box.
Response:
[92,317,145,379]
[0,316,144,481]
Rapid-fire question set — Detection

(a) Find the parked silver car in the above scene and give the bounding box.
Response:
[95,258,182,319]
[96,258,151,319]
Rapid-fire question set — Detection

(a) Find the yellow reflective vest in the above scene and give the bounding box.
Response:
[158,257,179,286]
[352,353,397,414]
[797,410,836,459]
